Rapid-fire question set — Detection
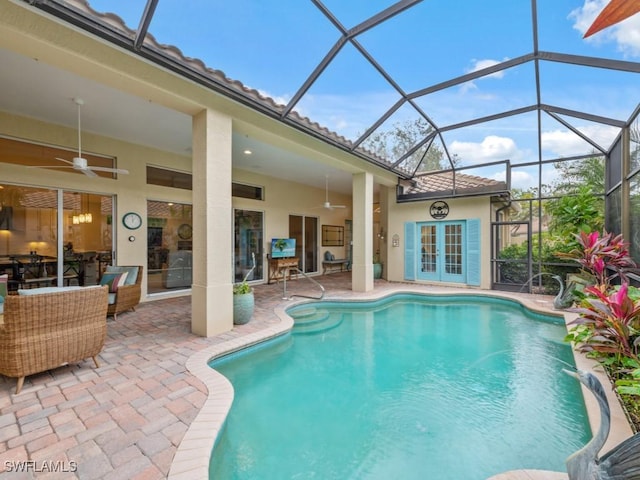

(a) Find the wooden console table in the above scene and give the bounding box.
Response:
[268,257,299,284]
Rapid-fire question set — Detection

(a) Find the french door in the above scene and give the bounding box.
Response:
[417,221,466,283]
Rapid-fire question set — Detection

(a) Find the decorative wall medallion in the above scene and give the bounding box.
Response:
[178,223,193,240]
[430,201,449,219]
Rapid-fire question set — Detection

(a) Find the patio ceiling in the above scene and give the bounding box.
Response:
[3,0,640,195]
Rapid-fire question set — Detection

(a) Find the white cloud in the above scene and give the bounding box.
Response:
[570,0,640,57]
[492,169,536,190]
[461,58,509,93]
[449,135,521,164]
[466,59,506,79]
[569,0,606,33]
[541,124,619,156]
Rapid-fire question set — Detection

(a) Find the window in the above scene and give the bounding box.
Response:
[146,166,192,190]
[0,136,118,179]
[232,182,264,200]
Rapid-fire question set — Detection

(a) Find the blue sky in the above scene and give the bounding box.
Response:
[88,0,640,190]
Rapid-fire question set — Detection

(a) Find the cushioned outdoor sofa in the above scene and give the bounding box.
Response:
[0,285,109,394]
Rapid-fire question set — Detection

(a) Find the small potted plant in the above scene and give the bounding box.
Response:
[373,252,383,279]
[233,280,254,325]
[233,253,256,325]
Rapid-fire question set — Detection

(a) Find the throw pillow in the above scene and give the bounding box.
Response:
[0,273,7,299]
[100,271,128,293]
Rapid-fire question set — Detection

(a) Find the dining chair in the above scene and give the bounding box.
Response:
[15,255,53,289]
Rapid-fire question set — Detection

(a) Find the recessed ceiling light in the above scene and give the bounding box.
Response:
[243,149,252,155]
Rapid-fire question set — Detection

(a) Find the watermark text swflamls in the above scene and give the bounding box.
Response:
[4,460,78,473]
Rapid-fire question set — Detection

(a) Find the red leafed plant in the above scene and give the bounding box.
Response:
[564,231,640,425]
[562,230,636,290]
[569,283,640,360]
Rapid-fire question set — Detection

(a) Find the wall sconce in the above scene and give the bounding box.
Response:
[392,234,400,247]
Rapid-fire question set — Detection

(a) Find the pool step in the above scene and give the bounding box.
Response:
[290,307,329,325]
[289,308,342,335]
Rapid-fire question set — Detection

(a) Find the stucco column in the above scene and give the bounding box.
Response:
[352,172,373,292]
[191,108,233,336]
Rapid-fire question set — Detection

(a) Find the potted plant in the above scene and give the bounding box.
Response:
[233,280,254,325]
[373,252,383,279]
[233,252,256,325]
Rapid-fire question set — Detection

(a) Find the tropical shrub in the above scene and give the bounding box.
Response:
[545,185,604,241]
[562,231,640,427]
[567,283,640,360]
[558,230,636,290]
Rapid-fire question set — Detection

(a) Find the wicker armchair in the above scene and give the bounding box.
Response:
[0,286,109,394]
[103,265,143,320]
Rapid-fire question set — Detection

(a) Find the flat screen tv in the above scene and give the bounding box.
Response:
[271,238,296,258]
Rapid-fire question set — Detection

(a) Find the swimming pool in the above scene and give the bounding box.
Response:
[209,293,590,480]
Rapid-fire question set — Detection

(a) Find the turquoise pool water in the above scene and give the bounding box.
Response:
[209,293,590,480]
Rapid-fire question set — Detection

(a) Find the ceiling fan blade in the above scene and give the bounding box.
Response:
[88,166,130,175]
[54,157,75,166]
[333,205,347,209]
[81,168,98,178]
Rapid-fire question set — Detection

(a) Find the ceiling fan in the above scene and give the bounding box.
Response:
[37,97,129,178]
[316,174,347,210]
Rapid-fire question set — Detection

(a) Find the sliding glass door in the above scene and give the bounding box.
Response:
[147,201,193,293]
[0,183,114,291]
[234,209,264,283]
[289,215,318,273]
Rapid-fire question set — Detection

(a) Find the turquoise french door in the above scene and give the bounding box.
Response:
[417,221,465,283]
[405,219,480,286]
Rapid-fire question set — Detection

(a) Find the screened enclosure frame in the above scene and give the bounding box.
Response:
[19,0,640,266]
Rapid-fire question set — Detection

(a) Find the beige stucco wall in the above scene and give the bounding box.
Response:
[0,111,356,296]
[383,191,494,289]
[231,168,353,272]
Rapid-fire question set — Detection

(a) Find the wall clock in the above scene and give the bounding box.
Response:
[178,223,192,240]
[122,212,142,230]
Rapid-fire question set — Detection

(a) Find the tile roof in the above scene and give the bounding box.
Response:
[402,171,507,196]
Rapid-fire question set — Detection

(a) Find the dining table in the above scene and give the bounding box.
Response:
[0,255,59,290]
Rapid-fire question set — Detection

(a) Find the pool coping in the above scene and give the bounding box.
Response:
[167,285,635,480]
